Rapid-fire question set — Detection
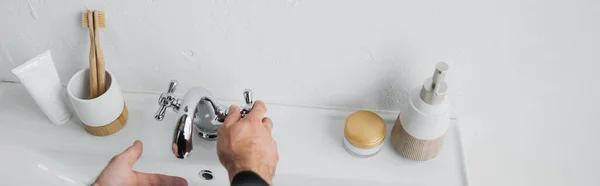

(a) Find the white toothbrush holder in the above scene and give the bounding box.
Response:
[66,68,128,136]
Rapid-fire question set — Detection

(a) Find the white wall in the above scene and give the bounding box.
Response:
[1,0,599,185]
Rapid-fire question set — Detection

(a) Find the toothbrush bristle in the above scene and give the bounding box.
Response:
[81,11,89,28]
[95,11,106,28]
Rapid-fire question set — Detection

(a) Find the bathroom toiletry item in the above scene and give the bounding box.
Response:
[391,62,451,161]
[67,68,128,136]
[82,11,99,98]
[343,110,387,157]
[93,11,106,95]
[11,50,72,125]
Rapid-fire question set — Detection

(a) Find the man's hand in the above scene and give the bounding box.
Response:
[217,101,279,185]
[93,140,188,186]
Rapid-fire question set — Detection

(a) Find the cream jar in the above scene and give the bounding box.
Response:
[343,110,387,157]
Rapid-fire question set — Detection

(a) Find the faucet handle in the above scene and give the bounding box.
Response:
[243,89,253,105]
[155,80,181,121]
[166,80,178,93]
[240,89,253,118]
[155,104,168,121]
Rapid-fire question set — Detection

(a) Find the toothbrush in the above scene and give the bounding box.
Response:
[81,11,98,98]
[93,11,106,95]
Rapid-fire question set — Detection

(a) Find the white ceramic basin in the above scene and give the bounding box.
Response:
[0,144,85,185]
[0,83,469,186]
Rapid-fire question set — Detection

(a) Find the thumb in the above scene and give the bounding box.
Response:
[117,140,143,166]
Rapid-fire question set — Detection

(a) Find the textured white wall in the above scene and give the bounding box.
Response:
[1,0,470,111]
[1,0,600,186]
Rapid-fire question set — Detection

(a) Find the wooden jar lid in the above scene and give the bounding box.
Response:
[344,110,386,149]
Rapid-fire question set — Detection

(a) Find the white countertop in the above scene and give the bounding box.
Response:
[0,82,469,185]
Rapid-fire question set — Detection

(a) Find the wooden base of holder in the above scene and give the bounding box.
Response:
[83,104,128,136]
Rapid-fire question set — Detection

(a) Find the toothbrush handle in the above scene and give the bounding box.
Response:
[88,11,98,98]
[94,11,106,95]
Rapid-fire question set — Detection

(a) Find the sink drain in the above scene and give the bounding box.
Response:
[199,170,213,181]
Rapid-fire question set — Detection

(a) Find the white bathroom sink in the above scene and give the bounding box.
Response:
[0,83,469,186]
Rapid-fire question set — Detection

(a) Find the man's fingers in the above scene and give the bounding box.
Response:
[246,100,267,121]
[262,117,273,131]
[114,140,143,167]
[136,172,188,186]
[224,105,241,128]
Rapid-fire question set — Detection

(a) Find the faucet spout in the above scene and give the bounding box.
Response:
[173,113,193,158]
[172,87,218,158]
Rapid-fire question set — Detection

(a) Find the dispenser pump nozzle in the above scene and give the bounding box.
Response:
[420,62,449,105]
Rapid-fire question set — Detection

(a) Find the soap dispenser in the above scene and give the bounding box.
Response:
[391,62,451,161]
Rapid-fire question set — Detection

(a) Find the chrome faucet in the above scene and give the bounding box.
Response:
[154,80,253,159]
